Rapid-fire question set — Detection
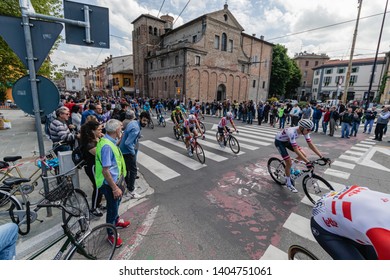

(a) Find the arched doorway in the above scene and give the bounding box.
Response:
[217,84,226,101]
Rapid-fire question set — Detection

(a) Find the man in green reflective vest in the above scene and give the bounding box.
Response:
[95,119,130,248]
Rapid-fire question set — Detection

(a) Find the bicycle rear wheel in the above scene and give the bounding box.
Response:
[66,223,118,260]
[267,157,286,185]
[194,143,205,164]
[173,127,180,140]
[0,190,23,228]
[199,121,206,133]
[161,118,166,127]
[62,189,90,236]
[302,174,334,204]
[228,135,240,154]
[288,245,318,260]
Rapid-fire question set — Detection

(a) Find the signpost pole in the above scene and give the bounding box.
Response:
[20,2,52,216]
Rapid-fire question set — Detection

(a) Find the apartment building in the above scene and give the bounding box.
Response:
[312,57,388,102]
[132,4,273,102]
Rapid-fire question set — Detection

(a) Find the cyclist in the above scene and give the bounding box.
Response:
[190,103,204,121]
[311,185,390,260]
[183,114,205,157]
[171,106,185,127]
[180,103,188,118]
[274,119,330,193]
[217,112,238,147]
[143,101,152,118]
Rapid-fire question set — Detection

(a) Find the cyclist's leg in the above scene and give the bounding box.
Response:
[217,127,224,142]
[311,217,367,260]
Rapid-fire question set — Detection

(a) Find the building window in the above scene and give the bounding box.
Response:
[175,55,179,66]
[303,71,307,78]
[161,59,165,68]
[214,35,220,49]
[315,70,320,75]
[224,14,228,21]
[335,76,344,85]
[154,27,157,36]
[325,68,333,74]
[124,78,130,86]
[72,86,76,90]
[164,82,167,91]
[315,61,319,66]
[262,81,265,88]
[221,33,227,51]
[305,61,309,67]
[71,79,75,83]
[324,76,332,86]
[192,35,197,43]
[151,82,154,91]
[252,80,256,88]
[229,40,233,52]
[150,62,153,70]
[350,75,357,86]
[241,64,245,73]
[314,78,319,85]
[303,81,307,86]
[195,56,200,65]
[149,26,152,34]
[337,67,345,74]
[352,67,359,73]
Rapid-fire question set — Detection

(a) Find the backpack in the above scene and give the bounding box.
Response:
[71,145,86,168]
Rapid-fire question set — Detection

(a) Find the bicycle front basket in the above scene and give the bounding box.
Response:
[40,176,74,202]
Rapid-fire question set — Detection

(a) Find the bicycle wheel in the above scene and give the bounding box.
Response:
[288,245,318,260]
[199,121,206,133]
[161,118,166,127]
[0,190,23,228]
[66,223,118,260]
[194,143,205,164]
[228,135,240,154]
[173,127,180,140]
[302,174,334,204]
[62,189,90,236]
[267,157,286,185]
[149,120,154,129]
[215,131,220,142]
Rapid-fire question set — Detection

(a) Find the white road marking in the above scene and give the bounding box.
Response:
[260,245,288,260]
[137,151,180,181]
[283,213,316,242]
[350,147,369,152]
[344,150,365,156]
[324,168,350,179]
[339,155,360,162]
[331,160,356,169]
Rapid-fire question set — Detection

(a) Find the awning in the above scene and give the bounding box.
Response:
[121,87,134,92]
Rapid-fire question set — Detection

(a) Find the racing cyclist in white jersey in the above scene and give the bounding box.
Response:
[274,119,330,193]
[217,112,238,147]
[183,114,205,157]
[311,185,390,259]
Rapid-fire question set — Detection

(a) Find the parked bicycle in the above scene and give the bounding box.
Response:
[288,245,319,260]
[189,136,205,164]
[215,130,240,154]
[267,157,333,203]
[0,164,89,235]
[156,113,166,127]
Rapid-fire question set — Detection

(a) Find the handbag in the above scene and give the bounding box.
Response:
[116,174,127,194]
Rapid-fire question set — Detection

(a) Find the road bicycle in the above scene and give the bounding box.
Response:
[288,245,319,260]
[0,164,90,235]
[215,130,240,154]
[173,120,184,142]
[267,157,334,204]
[195,116,206,133]
[156,113,166,127]
[147,118,154,129]
[189,136,206,164]
[27,194,117,260]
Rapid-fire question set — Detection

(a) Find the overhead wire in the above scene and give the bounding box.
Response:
[157,0,166,18]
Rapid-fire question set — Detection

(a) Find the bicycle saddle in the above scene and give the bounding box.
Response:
[3,156,22,162]
[3,177,30,186]
[0,161,9,169]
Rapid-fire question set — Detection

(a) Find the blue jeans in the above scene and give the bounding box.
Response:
[322,121,328,134]
[279,116,286,129]
[341,122,351,138]
[124,153,137,193]
[247,112,253,124]
[99,184,121,235]
[364,119,374,133]
[350,122,360,136]
[313,118,320,132]
[0,223,18,260]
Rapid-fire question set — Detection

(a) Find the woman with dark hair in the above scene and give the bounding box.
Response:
[71,104,82,131]
[80,120,104,217]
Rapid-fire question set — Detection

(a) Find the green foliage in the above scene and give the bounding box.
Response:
[379,75,388,95]
[298,101,308,108]
[269,44,302,100]
[267,97,278,103]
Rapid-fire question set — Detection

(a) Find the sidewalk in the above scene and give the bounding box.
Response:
[0,109,153,259]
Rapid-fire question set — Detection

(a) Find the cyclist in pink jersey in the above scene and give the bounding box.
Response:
[217,112,238,147]
[183,114,204,157]
[311,185,390,260]
[274,119,330,193]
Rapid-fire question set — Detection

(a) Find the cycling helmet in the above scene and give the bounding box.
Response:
[188,114,196,121]
[298,119,314,130]
[175,106,181,111]
[226,112,233,120]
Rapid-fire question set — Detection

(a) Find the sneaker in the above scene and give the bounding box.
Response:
[286,184,298,193]
[90,208,103,217]
[130,191,142,199]
[107,234,123,248]
[116,218,130,229]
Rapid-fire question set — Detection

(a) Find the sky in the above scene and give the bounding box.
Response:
[49,0,390,70]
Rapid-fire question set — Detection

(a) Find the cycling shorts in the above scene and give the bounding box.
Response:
[184,126,195,137]
[218,126,230,135]
[274,139,301,160]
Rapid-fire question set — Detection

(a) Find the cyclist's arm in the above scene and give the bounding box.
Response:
[307,141,323,158]
[195,121,203,136]
[230,119,237,131]
[366,228,390,260]
[292,146,310,163]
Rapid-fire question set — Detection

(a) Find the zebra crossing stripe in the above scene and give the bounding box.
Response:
[331,160,356,169]
[159,137,231,161]
[350,146,369,152]
[260,245,287,260]
[137,151,180,181]
[356,143,373,148]
[204,131,259,150]
[230,130,274,142]
[344,150,365,156]
[339,155,360,162]
[324,168,350,179]
[140,140,206,170]
[231,134,272,146]
[237,126,277,136]
[242,125,280,133]
[360,141,376,145]
[283,213,316,242]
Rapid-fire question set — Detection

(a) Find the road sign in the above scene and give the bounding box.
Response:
[0,16,63,71]
[64,0,109,48]
[12,75,60,116]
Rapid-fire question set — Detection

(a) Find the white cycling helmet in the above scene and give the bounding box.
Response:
[298,119,314,130]
[226,112,233,119]
[188,114,196,121]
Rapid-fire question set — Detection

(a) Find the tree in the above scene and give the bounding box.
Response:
[269,44,302,100]
[0,0,62,102]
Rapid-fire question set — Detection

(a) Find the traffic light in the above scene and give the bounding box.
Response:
[177,87,181,94]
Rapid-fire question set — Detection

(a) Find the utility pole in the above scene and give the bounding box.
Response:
[342,0,363,104]
[365,0,389,110]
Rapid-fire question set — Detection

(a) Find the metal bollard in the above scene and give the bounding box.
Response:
[57,151,80,189]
